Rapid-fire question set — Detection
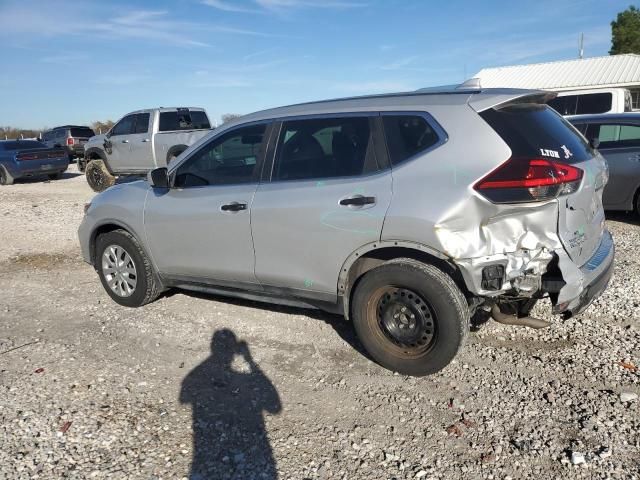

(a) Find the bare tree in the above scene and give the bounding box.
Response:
[220,113,242,125]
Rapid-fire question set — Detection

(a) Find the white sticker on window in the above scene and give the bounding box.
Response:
[540,148,560,158]
[561,145,573,160]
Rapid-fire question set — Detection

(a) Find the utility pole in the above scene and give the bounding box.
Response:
[579,33,584,59]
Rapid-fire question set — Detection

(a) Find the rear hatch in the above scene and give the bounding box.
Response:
[69,127,96,146]
[476,101,607,267]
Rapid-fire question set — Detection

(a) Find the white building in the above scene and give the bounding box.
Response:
[475,54,640,109]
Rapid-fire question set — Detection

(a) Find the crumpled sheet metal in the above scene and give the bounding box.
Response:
[435,195,566,297]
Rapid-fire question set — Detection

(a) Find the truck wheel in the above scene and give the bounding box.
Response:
[351,258,469,376]
[86,159,115,192]
[78,158,87,172]
[0,166,14,185]
[95,229,160,307]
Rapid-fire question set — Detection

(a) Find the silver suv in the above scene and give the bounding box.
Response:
[78,85,614,376]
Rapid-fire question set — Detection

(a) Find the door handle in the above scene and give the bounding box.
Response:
[141,139,150,143]
[121,139,129,143]
[339,195,376,207]
[221,202,247,212]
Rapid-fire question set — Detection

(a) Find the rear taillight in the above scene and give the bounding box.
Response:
[67,137,75,145]
[474,157,583,203]
[17,154,38,161]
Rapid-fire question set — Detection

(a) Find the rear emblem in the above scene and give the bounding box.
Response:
[561,145,573,160]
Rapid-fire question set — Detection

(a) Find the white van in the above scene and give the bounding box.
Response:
[547,88,633,115]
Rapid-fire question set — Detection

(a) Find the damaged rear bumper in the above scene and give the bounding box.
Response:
[553,229,614,317]
[454,229,614,318]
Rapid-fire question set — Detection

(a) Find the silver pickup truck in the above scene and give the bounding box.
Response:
[83,107,212,192]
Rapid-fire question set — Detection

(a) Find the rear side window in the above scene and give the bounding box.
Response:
[382,115,440,166]
[548,95,578,115]
[134,114,150,134]
[273,116,377,181]
[481,104,593,164]
[589,123,640,149]
[159,110,211,132]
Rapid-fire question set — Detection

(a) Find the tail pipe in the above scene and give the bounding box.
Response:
[490,304,551,329]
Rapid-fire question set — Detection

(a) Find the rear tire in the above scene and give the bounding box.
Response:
[0,166,14,186]
[95,229,160,307]
[86,159,115,192]
[635,189,640,218]
[351,258,469,376]
[48,172,62,180]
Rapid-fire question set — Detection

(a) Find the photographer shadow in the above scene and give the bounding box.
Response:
[180,329,281,480]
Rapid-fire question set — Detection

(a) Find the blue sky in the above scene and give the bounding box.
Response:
[0,0,631,129]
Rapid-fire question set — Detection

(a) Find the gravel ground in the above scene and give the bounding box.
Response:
[0,166,638,480]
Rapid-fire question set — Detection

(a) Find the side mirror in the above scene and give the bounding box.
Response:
[589,137,600,149]
[148,167,169,188]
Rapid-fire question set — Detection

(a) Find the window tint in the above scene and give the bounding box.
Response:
[383,115,440,166]
[274,116,375,181]
[111,115,135,136]
[548,95,578,115]
[134,114,150,134]
[575,93,612,114]
[174,124,266,188]
[592,123,640,149]
[70,127,95,137]
[159,110,211,132]
[481,104,593,164]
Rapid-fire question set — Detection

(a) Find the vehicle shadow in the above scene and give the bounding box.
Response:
[180,329,281,480]
[605,210,640,226]
[11,171,82,184]
[167,289,369,359]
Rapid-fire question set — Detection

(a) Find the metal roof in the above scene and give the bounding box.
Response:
[475,54,640,91]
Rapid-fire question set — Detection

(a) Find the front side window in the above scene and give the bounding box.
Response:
[273,116,375,181]
[383,115,440,166]
[591,123,640,149]
[174,124,266,188]
[111,115,135,136]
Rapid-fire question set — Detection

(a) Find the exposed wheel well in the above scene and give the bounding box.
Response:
[90,224,129,265]
[342,246,470,319]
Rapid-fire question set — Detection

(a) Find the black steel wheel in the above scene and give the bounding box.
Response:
[352,258,469,376]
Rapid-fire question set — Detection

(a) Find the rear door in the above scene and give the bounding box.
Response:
[586,122,640,208]
[251,114,392,300]
[481,104,607,266]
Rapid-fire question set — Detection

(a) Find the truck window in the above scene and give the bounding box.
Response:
[575,93,612,115]
[134,113,150,134]
[111,115,136,136]
[159,111,211,132]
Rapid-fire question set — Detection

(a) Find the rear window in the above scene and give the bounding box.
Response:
[70,127,95,138]
[481,104,593,164]
[547,93,612,115]
[1,141,46,150]
[159,110,211,132]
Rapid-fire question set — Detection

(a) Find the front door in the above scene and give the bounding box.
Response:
[127,113,154,171]
[251,115,392,300]
[144,123,270,286]
[106,114,136,172]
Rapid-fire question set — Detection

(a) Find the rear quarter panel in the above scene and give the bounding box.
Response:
[382,103,563,261]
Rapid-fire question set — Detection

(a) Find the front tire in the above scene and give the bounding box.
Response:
[351,259,469,376]
[86,159,115,192]
[95,229,160,307]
